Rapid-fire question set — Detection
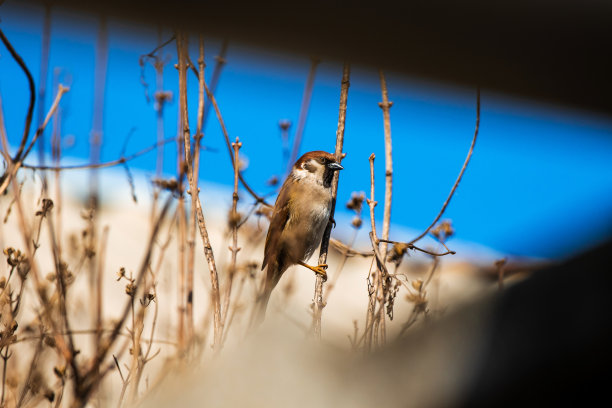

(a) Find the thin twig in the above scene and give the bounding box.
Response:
[311,63,350,339]
[364,153,379,351]
[21,136,175,171]
[0,85,69,196]
[221,137,242,344]
[408,88,480,245]
[0,27,35,162]
[286,57,320,174]
[187,62,270,207]
[177,32,223,348]
[202,39,228,128]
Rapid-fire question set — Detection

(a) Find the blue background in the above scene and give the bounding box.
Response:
[2,2,612,259]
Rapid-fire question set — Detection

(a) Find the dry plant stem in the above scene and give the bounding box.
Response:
[36,2,52,166]
[311,63,350,339]
[202,39,228,127]
[286,57,320,174]
[378,238,455,257]
[22,136,174,171]
[0,27,35,162]
[187,64,270,207]
[221,137,242,343]
[89,15,108,209]
[408,87,481,246]
[329,237,373,257]
[399,257,439,336]
[177,190,187,347]
[96,227,109,349]
[378,69,393,258]
[74,197,173,407]
[364,154,381,351]
[186,34,205,339]
[0,85,69,196]
[177,32,223,348]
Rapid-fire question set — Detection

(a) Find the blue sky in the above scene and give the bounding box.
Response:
[2,2,612,259]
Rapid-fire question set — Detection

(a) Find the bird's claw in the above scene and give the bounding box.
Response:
[329,217,336,229]
[313,264,328,282]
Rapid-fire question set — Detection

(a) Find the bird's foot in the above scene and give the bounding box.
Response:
[298,261,328,282]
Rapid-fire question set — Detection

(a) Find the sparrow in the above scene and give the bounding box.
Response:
[252,151,343,325]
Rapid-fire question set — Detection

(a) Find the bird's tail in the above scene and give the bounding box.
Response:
[248,265,282,331]
[249,288,272,330]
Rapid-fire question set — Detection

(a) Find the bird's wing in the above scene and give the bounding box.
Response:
[262,177,292,270]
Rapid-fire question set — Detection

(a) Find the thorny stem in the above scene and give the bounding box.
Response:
[407,88,480,246]
[311,63,350,339]
[177,32,223,348]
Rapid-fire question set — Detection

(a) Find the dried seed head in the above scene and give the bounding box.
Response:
[278,119,291,131]
[35,198,54,217]
[431,219,454,241]
[152,177,179,193]
[346,192,365,213]
[388,243,409,266]
[351,216,362,229]
[266,175,279,186]
[117,267,127,281]
[125,283,136,297]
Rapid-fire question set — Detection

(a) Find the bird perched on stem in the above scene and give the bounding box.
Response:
[251,151,343,326]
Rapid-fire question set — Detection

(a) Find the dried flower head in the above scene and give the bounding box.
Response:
[431,219,454,242]
[117,267,127,281]
[35,198,54,217]
[278,119,291,131]
[152,177,179,193]
[266,175,279,186]
[346,192,365,213]
[388,242,409,266]
[125,283,136,297]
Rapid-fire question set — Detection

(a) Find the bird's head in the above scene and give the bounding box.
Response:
[292,151,343,188]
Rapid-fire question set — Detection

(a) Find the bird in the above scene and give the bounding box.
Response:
[251,150,343,326]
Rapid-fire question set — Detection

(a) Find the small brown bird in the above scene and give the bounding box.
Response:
[252,151,343,325]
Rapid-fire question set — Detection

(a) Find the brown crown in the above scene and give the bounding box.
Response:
[294,151,338,167]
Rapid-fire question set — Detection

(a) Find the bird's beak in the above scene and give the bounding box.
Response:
[327,162,344,171]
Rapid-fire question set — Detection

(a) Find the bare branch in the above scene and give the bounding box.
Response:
[286,57,320,173]
[177,32,222,348]
[408,88,480,245]
[311,62,350,339]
